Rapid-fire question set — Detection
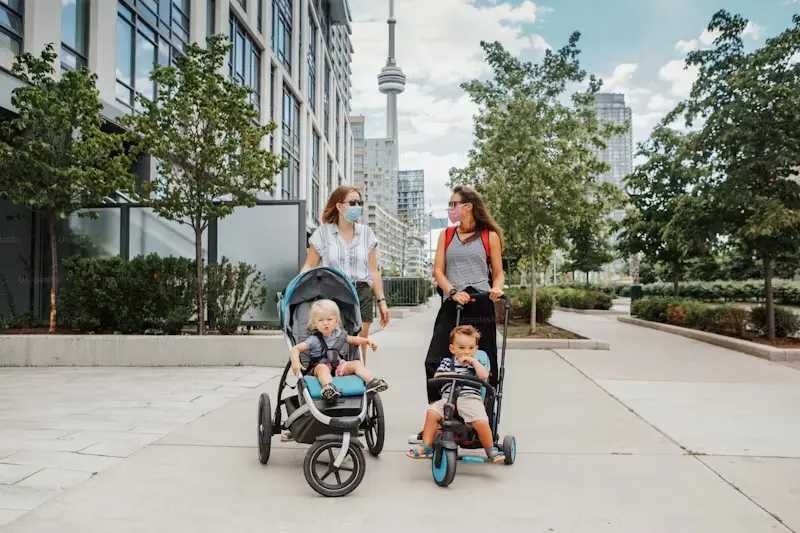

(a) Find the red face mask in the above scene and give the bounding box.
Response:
[447,204,462,223]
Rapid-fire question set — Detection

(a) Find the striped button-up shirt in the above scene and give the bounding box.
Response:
[309,223,378,286]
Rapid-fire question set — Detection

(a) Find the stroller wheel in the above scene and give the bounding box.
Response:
[303,439,366,497]
[502,435,516,465]
[431,443,457,488]
[363,393,385,457]
[257,393,272,465]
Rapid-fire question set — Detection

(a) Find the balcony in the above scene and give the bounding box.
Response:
[328,0,352,33]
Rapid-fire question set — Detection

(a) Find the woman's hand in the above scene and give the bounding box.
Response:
[488,287,504,301]
[378,300,390,327]
[453,291,471,305]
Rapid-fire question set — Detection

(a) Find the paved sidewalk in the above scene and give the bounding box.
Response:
[1,305,798,532]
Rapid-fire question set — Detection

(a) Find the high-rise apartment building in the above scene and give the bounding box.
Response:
[590,93,633,188]
[397,169,427,275]
[0,0,354,236]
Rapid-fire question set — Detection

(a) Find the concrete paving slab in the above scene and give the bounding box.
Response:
[0,486,60,512]
[595,380,800,458]
[14,469,94,492]
[0,464,41,485]
[1,452,121,474]
[0,509,27,527]
[699,456,800,531]
[1,445,788,533]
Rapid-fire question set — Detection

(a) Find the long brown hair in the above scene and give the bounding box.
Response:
[322,185,363,224]
[452,185,504,249]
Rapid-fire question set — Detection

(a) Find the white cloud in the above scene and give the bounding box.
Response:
[659,59,699,99]
[350,0,550,211]
[675,22,761,56]
[742,21,763,40]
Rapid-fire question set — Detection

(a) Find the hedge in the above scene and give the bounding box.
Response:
[631,296,800,339]
[504,288,554,323]
[554,279,800,305]
[545,287,614,310]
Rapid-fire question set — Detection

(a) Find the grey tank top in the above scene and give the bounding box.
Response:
[445,232,491,292]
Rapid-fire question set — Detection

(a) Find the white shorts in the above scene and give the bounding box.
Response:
[428,395,488,424]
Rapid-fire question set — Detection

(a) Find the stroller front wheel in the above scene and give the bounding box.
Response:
[303,438,366,497]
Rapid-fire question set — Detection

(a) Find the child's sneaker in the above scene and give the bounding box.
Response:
[321,383,340,404]
[365,378,388,394]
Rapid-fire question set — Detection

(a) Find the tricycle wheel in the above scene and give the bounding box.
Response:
[363,393,385,456]
[431,441,457,487]
[501,435,516,465]
[257,393,272,464]
[303,439,366,497]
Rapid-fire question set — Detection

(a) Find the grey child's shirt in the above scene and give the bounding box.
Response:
[302,325,347,364]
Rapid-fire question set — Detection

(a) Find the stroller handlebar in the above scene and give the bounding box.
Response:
[451,292,511,310]
[428,374,496,396]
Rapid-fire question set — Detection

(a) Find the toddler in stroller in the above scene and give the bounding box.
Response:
[290,299,389,403]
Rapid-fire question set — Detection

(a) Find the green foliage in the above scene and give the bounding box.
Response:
[0,44,136,331]
[206,257,268,335]
[640,279,800,305]
[505,288,554,323]
[448,35,626,327]
[122,34,287,334]
[563,182,624,276]
[384,278,432,307]
[617,126,712,294]
[60,255,196,334]
[632,296,799,339]
[670,11,800,338]
[545,287,613,310]
[748,306,800,338]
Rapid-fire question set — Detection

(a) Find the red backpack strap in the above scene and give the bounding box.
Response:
[481,228,491,259]
[444,226,457,252]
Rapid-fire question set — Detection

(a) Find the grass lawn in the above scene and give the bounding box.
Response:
[502,319,583,339]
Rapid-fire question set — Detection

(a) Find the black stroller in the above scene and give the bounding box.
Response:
[426,293,516,487]
[256,267,385,497]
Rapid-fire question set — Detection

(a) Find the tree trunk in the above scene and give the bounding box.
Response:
[529,246,537,334]
[764,253,775,340]
[586,271,589,286]
[48,213,57,333]
[195,224,205,335]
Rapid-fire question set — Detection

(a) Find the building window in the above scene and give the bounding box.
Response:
[281,86,300,199]
[271,0,291,73]
[61,0,88,71]
[323,63,330,139]
[207,0,215,37]
[235,0,245,9]
[116,2,186,111]
[335,94,340,161]
[307,15,317,111]
[312,131,320,222]
[257,0,263,33]
[0,0,23,55]
[327,156,333,196]
[228,13,262,113]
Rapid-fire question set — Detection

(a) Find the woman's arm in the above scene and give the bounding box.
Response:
[300,245,321,273]
[489,231,505,291]
[433,230,455,294]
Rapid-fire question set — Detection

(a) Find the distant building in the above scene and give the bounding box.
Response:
[590,93,633,188]
[365,201,405,273]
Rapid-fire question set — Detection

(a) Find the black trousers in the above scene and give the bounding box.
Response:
[424,290,498,404]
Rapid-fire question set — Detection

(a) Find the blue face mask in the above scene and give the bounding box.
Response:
[344,206,363,222]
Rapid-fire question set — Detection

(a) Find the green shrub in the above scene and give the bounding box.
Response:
[206,257,268,335]
[505,288,554,323]
[748,306,800,338]
[640,279,800,305]
[60,254,196,334]
[697,306,748,337]
[548,288,613,310]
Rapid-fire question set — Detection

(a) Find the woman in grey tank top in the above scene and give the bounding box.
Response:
[410,186,506,444]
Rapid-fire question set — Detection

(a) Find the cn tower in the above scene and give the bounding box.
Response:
[377,0,405,142]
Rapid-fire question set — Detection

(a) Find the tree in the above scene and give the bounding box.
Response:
[562,182,624,284]
[674,11,800,338]
[0,45,136,332]
[449,35,624,332]
[123,34,286,334]
[617,125,712,295]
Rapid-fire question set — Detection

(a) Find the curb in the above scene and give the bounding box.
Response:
[501,337,610,351]
[555,307,628,316]
[617,316,800,362]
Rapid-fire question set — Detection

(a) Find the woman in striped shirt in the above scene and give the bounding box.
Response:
[301,185,391,359]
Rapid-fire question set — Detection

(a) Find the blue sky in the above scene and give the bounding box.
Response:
[348,0,797,212]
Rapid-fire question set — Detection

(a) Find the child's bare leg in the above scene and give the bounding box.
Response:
[421,410,442,447]
[314,365,333,387]
[342,361,388,393]
[471,420,494,450]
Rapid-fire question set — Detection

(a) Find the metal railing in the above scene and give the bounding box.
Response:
[381,277,433,307]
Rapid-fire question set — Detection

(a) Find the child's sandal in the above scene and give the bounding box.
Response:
[407,443,433,459]
[486,447,506,464]
[321,384,340,403]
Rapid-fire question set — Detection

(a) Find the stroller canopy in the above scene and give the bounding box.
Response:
[280,267,363,347]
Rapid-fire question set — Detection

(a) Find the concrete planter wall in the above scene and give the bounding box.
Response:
[0,334,290,367]
[618,316,800,362]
